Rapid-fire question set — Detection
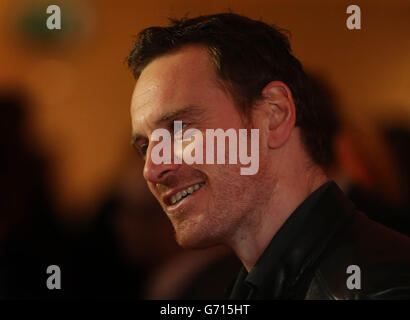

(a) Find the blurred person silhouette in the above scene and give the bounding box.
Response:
[0,88,159,299]
[309,75,410,237]
[346,125,410,237]
[144,244,241,299]
[0,88,63,299]
[101,154,182,298]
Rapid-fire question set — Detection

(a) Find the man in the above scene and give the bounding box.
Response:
[127,13,410,299]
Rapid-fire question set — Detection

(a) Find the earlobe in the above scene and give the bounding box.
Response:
[261,81,296,149]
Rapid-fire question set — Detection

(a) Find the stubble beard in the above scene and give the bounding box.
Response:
[169,164,268,250]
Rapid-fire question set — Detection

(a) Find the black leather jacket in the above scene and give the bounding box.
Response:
[229,181,410,300]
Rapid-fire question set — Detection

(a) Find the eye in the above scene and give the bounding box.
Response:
[140,143,148,156]
[135,142,148,157]
[173,121,189,133]
[172,122,190,141]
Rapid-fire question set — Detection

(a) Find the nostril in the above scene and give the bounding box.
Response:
[144,158,180,184]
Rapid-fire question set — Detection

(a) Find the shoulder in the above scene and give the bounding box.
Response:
[306,211,410,300]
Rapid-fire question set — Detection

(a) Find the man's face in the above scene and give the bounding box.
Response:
[130,46,271,248]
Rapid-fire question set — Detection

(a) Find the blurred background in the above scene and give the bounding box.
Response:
[0,0,409,299]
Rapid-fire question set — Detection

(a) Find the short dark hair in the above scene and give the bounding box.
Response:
[127,13,335,167]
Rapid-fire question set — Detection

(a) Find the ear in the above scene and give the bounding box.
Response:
[260,81,296,149]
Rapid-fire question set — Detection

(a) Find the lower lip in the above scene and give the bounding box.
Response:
[165,184,205,214]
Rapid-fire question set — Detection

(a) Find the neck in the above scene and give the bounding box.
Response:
[228,135,329,272]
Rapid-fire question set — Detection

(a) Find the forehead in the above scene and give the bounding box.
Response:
[130,45,225,132]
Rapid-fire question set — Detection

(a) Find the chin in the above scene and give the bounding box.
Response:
[174,229,220,249]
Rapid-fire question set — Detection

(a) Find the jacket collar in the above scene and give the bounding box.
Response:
[230,181,355,299]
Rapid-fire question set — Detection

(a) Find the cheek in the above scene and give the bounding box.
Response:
[146,182,159,199]
[203,164,242,194]
[181,132,204,162]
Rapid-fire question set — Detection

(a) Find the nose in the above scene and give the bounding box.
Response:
[143,140,180,184]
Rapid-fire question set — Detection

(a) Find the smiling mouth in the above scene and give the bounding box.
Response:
[168,182,205,206]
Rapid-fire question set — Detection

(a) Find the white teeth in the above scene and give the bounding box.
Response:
[169,183,204,205]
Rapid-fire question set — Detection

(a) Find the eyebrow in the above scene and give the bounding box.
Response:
[131,105,205,147]
[155,105,205,125]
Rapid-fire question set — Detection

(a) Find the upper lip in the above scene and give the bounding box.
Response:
[162,181,205,206]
